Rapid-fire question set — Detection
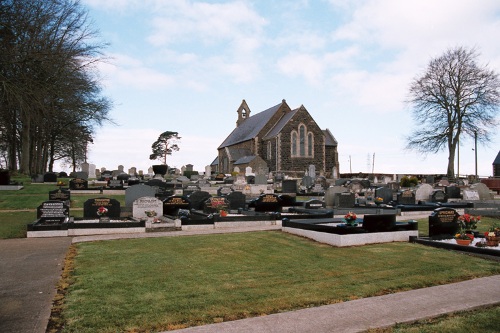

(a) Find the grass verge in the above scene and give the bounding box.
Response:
[56,231,500,332]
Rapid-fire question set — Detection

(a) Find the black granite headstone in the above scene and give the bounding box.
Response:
[49,188,71,204]
[183,184,200,196]
[278,194,296,207]
[37,200,69,224]
[398,189,415,205]
[282,179,297,193]
[188,191,211,210]
[430,190,448,203]
[362,214,396,232]
[83,197,121,218]
[335,192,355,208]
[217,186,233,196]
[204,196,230,213]
[0,170,10,185]
[43,172,58,183]
[226,191,246,210]
[163,196,191,216]
[253,193,283,212]
[429,207,460,237]
[445,186,461,199]
[69,178,88,190]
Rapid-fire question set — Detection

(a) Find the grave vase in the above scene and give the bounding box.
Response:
[455,239,471,246]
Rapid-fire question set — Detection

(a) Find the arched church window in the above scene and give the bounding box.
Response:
[299,125,305,156]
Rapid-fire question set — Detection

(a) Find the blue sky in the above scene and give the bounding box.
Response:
[74,0,500,177]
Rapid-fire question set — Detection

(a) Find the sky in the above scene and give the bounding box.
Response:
[70,0,500,177]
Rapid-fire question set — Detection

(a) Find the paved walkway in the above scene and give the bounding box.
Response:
[1,227,499,333]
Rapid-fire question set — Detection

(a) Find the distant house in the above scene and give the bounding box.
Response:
[213,99,339,178]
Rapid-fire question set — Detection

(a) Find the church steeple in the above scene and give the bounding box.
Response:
[236,99,251,127]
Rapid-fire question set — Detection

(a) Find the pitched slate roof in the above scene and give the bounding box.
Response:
[323,129,338,146]
[218,102,282,149]
[494,150,500,165]
[263,108,299,140]
[234,155,256,165]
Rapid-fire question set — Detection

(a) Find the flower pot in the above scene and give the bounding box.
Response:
[152,164,168,176]
[486,236,499,247]
[220,210,228,217]
[455,239,471,246]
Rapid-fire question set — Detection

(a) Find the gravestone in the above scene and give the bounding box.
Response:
[226,191,246,210]
[308,164,316,178]
[375,187,393,204]
[0,170,10,185]
[463,189,480,201]
[116,173,130,181]
[69,178,88,190]
[204,196,230,213]
[89,164,97,179]
[282,179,297,194]
[254,174,267,185]
[204,165,211,178]
[188,191,211,210]
[415,184,433,202]
[387,182,400,191]
[305,199,325,209]
[302,176,313,188]
[43,172,57,183]
[49,188,71,205]
[470,182,492,200]
[108,179,124,189]
[125,184,156,207]
[430,189,448,203]
[163,196,191,216]
[445,186,461,199]
[245,166,254,176]
[426,175,435,184]
[429,207,460,237]
[246,175,255,184]
[83,198,121,219]
[132,196,163,220]
[183,184,201,196]
[253,193,283,212]
[217,186,233,196]
[335,192,355,208]
[398,189,415,205]
[73,171,88,180]
[146,179,173,199]
[324,186,348,207]
[37,201,69,224]
[80,162,89,175]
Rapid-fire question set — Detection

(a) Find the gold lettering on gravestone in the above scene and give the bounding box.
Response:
[402,190,413,197]
[262,195,278,203]
[92,198,111,207]
[437,210,456,223]
[165,197,187,205]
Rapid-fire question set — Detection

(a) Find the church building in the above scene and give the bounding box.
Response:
[213,99,339,178]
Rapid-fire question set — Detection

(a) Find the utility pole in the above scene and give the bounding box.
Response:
[474,131,478,181]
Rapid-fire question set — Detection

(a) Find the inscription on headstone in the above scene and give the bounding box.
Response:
[70,178,88,190]
[429,207,459,237]
[163,196,191,216]
[204,196,230,213]
[253,193,283,212]
[83,198,121,219]
[37,201,69,224]
[49,188,71,205]
[335,192,355,208]
[132,196,163,221]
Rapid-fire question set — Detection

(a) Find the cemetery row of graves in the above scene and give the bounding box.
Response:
[18,165,499,257]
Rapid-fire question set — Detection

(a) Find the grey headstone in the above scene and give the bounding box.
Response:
[125,184,156,207]
[325,186,348,207]
[415,184,433,202]
[470,183,492,200]
[132,196,163,220]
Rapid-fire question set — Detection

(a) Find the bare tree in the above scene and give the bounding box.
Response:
[406,46,500,178]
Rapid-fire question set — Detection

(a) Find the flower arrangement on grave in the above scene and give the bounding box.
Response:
[374,197,383,205]
[454,229,472,245]
[458,213,480,231]
[97,206,108,217]
[343,211,358,226]
[57,180,65,186]
[145,210,157,218]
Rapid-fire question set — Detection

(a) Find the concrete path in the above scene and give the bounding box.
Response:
[167,275,500,333]
[0,237,72,333]
[1,228,499,333]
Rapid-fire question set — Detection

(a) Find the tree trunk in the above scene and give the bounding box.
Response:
[19,114,30,174]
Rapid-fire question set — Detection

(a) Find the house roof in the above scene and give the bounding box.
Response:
[323,128,338,146]
[218,102,283,149]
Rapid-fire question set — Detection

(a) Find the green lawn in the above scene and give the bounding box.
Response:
[58,231,500,332]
